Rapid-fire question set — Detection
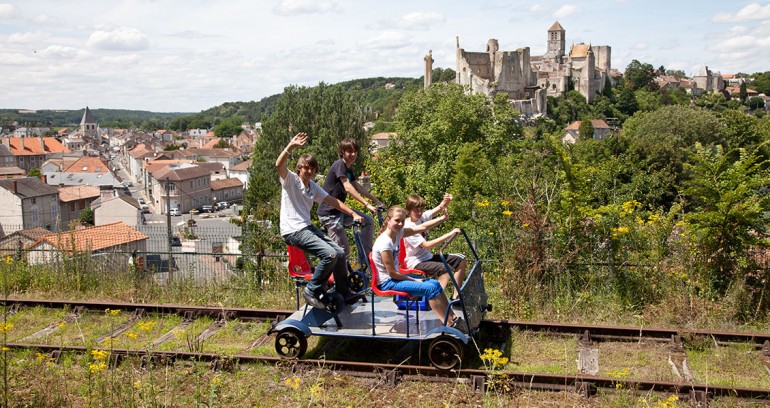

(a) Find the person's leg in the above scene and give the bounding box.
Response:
[320,213,350,256]
[381,279,453,324]
[414,259,450,288]
[344,210,374,257]
[285,226,340,295]
[451,256,467,299]
[320,234,350,296]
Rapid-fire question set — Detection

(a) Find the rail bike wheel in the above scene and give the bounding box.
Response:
[275,328,307,359]
[348,270,366,293]
[428,336,463,370]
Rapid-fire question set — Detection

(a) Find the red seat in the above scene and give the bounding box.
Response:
[398,239,428,276]
[368,252,419,337]
[287,245,334,310]
[369,252,412,298]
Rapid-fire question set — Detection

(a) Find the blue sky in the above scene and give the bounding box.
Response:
[1,0,768,112]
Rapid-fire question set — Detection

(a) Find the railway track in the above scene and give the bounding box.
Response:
[3,298,769,403]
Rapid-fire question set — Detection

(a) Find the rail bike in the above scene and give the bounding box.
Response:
[269,224,490,370]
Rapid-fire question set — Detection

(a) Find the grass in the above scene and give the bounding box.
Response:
[2,255,770,406]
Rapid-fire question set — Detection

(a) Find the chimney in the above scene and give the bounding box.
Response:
[10,180,15,193]
[39,136,45,152]
[19,137,24,150]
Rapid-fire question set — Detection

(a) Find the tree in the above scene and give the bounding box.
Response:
[241,82,367,253]
[578,119,594,140]
[750,71,770,95]
[682,143,770,298]
[213,116,244,138]
[739,82,748,104]
[28,167,41,177]
[623,60,657,91]
[748,96,765,111]
[79,206,94,226]
[616,87,638,116]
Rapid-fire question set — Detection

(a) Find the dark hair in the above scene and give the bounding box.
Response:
[378,205,406,235]
[405,195,426,213]
[295,154,319,173]
[338,138,360,157]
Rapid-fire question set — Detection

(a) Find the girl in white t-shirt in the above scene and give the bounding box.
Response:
[372,206,464,329]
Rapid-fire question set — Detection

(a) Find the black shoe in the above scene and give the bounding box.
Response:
[302,287,325,309]
[451,317,469,334]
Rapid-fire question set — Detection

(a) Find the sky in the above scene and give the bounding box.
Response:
[1,1,769,113]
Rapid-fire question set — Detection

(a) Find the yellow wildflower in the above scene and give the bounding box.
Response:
[502,210,513,217]
[0,322,13,333]
[501,200,511,206]
[4,256,11,265]
[138,320,156,332]
[126,331,138,340]
[105,308,121,316]
[36,352,46,362]
[91,349,110,361]
[89,361,107,374]
[284,376,301,390]
[1,347,9,352]
[210,375,222,387]
[133,380,142,389]
[476,199,490,207]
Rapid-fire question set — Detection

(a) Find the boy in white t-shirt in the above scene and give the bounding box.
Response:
[403,193,466,299]
[276,133,363,308]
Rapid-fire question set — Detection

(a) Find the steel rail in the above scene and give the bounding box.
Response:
[6,342,770,401]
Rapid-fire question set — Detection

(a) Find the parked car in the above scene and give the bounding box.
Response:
[201,205,214,213]
[171,236,181,247]
[140,204,150,213]
[137,197,145,205]
[215,201,229,210]
[169,207,181,216]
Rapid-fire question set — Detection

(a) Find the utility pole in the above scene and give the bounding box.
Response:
[166,177,172,255]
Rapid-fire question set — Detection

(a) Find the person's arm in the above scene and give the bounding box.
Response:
[350,179,385,211]
[428,193,453,218]
[419,228,462,250]
[403,213,447,237]
[322,195,364,224]
[275,133,307,179]
[382,249,422,281]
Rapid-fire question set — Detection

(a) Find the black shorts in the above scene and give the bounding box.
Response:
[413,254,464,277]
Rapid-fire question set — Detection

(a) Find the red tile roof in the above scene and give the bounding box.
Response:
[8,137,69,156]
[32,222,147,251]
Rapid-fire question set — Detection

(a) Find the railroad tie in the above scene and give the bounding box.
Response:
[20,306,84,342]
[577,330,599,375]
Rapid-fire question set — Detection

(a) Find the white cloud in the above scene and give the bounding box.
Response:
[41,45,86,59]
[272,0,339,16]
[0,3,15,19]
[712,3,770,23]
[632,42,649,51]
[553,4,578,19]
[357,31,412,50]
[32,14,64,25]
[369,11,445,31]
[86,27,150,51]
[529,5,548,14]
[7,31,49,44]
[102,54,140,65]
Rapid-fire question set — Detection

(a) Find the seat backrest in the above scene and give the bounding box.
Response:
[398,239,408,267]
[287,246,313,279]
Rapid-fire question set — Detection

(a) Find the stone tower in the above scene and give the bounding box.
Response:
[545,21,565,62]
[80,106,98,139]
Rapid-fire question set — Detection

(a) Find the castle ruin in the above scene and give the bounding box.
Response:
[456,22,612,116]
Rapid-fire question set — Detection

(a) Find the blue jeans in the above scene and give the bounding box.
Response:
[319,210,374,257]
[284,225,349,295]
[379,278,443,300]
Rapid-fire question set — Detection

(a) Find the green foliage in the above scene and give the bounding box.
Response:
[163,144,180,151]
[79,207,94,226]
[681,143,770,298]
[623,60,657,91]
[213,116,245,138]
[578,119,594,140]
[739,82,748,103]
[28,167,41,177]
[750,71,770,95]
